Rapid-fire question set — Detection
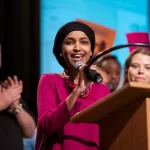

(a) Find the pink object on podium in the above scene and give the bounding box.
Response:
[126,32,150,52]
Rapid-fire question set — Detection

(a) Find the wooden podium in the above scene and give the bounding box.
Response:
[71,82,150,150]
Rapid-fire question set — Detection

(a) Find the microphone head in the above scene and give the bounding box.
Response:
[74,61,83,69]
[96,76,103,83]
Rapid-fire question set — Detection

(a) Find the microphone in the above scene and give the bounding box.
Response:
[74,61,103,83]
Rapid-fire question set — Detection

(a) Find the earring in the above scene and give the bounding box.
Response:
[90,52,92,56]
[60,53,62,57]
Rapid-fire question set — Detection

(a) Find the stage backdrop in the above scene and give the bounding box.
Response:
[40,0,149,75]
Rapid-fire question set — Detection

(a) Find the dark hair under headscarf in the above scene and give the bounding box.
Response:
[53,21,95,68]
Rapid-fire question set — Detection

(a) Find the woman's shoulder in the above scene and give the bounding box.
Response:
[39,73,64,85]
[92,83,110,93]
[40,73,62,80]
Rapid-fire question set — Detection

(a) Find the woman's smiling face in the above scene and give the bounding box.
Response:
[61,31,92,69]
[127,53,150,84]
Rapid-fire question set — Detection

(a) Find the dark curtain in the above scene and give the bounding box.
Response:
[0,0,40,117]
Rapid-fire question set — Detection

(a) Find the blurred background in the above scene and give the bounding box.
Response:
[0,0,149,117]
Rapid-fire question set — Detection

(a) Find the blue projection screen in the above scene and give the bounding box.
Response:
[40,0,148,75]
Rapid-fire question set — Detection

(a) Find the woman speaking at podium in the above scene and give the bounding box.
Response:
[35,21,110,150]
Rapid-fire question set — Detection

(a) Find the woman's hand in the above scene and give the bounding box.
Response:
[0,85,22,111]
[4,76,23,108]
[76,65,99,95]
[66,65,101,111]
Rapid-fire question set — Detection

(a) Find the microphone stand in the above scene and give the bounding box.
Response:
[87,43,150,68]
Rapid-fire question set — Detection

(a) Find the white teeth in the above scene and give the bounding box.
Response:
[72,54,83,58]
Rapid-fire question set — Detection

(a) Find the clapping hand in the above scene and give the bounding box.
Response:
[0,76,23,111]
